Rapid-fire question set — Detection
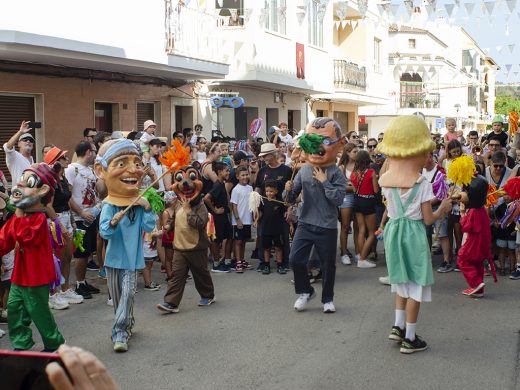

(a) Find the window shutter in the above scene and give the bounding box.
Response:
[137,102,155,131]
[0,95,35,184]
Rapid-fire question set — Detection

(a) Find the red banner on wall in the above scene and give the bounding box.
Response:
[358,115,366,124]
[296,43,305,79]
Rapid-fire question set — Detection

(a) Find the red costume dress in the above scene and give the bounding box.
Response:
[457,208,495,291]
[1,212,64,350]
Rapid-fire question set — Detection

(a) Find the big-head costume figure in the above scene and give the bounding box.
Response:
[285,117,347,313]
[377,116,452,354]
[456,175,495,297]
[157,159,215,313]
[95,139,156,353]
[1,163,65,351]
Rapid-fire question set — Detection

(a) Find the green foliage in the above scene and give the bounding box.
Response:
[298,133,324,154]
[495,95,520,115]
[143,188,165,214]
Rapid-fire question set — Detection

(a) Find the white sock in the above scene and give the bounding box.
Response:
[394,310,406,329]
[77,280,85,286]
[405,322,416,341]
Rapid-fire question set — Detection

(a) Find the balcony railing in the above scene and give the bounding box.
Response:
[165,1,223,62]
[400,93,440,109]
[334,59,366,91]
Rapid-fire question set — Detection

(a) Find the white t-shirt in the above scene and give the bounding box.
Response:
[382,178,434,221]
[150,158,165,192]
[230,183,253,225]
[140,132,154,151]
[65,162,98,222]
[143,230,158,258]
[1,250,14,281]
[278,133,293,144]
[3,144,34,188]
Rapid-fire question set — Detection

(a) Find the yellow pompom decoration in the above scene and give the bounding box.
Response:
[446,155,475,186]
[377,115,435,158]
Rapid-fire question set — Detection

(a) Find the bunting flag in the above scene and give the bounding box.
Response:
[483,1,495,15]
[506,64,513,72]
[389,4,400,18]
[507,0,517,12]
[464,2,475,15]
[509,44,515,53]
[445,3,456,17]
[497,45,503,53]
[505,23,510,36]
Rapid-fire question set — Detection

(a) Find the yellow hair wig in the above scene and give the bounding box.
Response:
[447,155,475,186]
[377,116,435,158]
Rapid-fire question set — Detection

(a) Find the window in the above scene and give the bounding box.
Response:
[408,39,416,49]
[374,38,381,72]
[308,0,324,47]
[265,0,286,34]
[216,0,244,27]
[400,73,423,108]
[468,86,477,107]
[137,102,155,131]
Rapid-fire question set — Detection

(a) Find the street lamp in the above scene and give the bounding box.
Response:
[454,103,461,128]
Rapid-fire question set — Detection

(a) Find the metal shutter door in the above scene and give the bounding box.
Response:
[136,102,155,131]
[0,95,35,184]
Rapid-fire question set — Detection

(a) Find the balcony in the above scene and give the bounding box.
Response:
[165,2,223,63]
[400,93,440,109]
[334,59,366,91]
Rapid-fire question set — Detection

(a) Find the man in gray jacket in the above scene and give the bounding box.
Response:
[285,118,347,314]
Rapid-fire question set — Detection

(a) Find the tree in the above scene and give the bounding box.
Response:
[495,95,520,115]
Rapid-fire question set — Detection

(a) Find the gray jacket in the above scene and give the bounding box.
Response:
[286,164,347,229]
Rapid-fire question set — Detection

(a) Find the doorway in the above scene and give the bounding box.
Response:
[288,110,301,131]
[174,106,193,135]
[235,107,259,140]
[333,111,349,133]
[95,102,116,133]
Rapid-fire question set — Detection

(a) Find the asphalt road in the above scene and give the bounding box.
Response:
[1,244,520,390]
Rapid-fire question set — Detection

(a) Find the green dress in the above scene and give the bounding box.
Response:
[383,184,434,287]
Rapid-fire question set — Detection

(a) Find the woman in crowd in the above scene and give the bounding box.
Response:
[337,143,359,265]
[201,142,222,195]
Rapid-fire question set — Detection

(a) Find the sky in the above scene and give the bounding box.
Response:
[382,0,520,84]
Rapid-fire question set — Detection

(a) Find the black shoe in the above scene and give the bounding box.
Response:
[400,335,428,354]
[86,260,99,271]
[0,316,7,324]
[262,264,271,275]
[84,281,100,294]
[388,326,406,342]
[251,249,258,259]
[75,283,93,299]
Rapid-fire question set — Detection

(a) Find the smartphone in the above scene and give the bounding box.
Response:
[28,121,42,129]
[0,349,67,389]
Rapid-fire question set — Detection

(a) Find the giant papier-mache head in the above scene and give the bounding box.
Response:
[298,117,345,167]
[171,166,203,204]
[94,139,144,206]
[12,163,60,210]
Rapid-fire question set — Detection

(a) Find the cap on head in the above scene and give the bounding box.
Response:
[258,143,276,157]
[377,115,435,158]
[143,120,157,130]
[233,150,248,163]
[19,133,35,142]
[24,163,60,198]
[44,147,67,165]
[492,115,504,125]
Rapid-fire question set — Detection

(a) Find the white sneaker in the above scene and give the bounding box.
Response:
[59,289,84,304]
[323,302,336,313]
[355,253,361,263]
[378,276,391,285]
[107,298,113,306]
[357,259,377,269]
[0,328,5,338]
[294,290,316,312]
[49,294,69,310]
[340,254,351,265]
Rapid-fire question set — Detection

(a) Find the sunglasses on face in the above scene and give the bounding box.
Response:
[322,137,340,146]
[351,135,359,139]
[367,144,377,149]
[493,164,504,168]
[489,144,500,147]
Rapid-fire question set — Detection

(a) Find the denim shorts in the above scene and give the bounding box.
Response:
[339,193,355,209]
[434,214,449,238]
[496,239,516,250]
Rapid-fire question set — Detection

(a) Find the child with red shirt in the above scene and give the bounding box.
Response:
[350,150,379,268]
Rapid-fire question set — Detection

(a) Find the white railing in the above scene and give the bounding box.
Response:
[165,1,223,63]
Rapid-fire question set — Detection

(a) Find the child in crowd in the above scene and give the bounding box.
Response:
[140,120,157,164]
[378,115,452,354]
[494,202,516,276]
[254,179,287,275]
[456,175,495,297]
[350,150,379,268]
[142,224,162,291]
[277,153,287,166]
[219,143,232,168]
[230,166,253,273]
[204,162,233,272]
[511,222,520,279]
[443,118,458,144]
[161,191,177,280]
